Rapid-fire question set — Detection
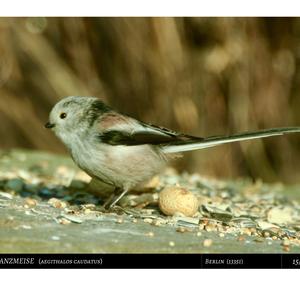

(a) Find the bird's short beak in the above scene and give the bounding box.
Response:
[45,122,55,129]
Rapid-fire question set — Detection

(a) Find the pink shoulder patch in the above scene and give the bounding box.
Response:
[99,113,128,129]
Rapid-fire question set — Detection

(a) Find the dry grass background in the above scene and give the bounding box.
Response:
[1,17,300,183]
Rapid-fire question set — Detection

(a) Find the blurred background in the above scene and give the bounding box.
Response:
[1,17,300,183]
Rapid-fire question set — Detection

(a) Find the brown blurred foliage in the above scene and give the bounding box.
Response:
[1,17,300,183]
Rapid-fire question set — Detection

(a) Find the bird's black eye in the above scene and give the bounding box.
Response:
[60,112,67,119]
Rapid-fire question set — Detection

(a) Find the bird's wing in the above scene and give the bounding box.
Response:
[96,112,300,149]
[96,112,202,146]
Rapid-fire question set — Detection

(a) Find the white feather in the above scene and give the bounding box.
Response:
[162,127,300,154]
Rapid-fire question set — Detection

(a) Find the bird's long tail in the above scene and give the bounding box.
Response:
[162,127,300,154]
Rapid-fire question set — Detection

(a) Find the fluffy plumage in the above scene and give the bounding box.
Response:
[46,96,300,207]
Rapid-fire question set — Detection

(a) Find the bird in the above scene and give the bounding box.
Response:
[45,96,300,208]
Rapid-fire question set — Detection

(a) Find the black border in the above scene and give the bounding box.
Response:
[0,253,299,269]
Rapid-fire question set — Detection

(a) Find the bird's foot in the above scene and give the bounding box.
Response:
[102,189,129,210]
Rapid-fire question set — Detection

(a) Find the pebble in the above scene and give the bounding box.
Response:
[48,198,67,209]
[38,188,56,198]
[220,191,231,199]
[144,209,154,215]
[0,191,13,200]
[24,184,39,193]
[3,164,300,253]
[6,178,24,193]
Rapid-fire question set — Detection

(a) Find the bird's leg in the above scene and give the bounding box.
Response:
[103,188,128,209]
[109,189,128,208]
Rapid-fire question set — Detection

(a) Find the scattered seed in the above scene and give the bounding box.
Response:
[48,198,67,209]
[242,228,252,236]
[59,218,71,225]
[198,224,205,230]
[237,236,245,242]
[204,224,216,232]
[176,227,186,233]
[203,239,213,247]
[116,218,123,224]
[21,225,32,230]
[151,219,163,226]
[145,232,154,237]
[283,246,290,252]
[24,198,37,207]
[143,218,153,224]
[61,214,83,224]
[282,239,290,246]
[81,204,96,210]
[254,237,264,243]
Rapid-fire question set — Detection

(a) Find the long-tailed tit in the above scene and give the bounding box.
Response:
[45,96,300,208]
